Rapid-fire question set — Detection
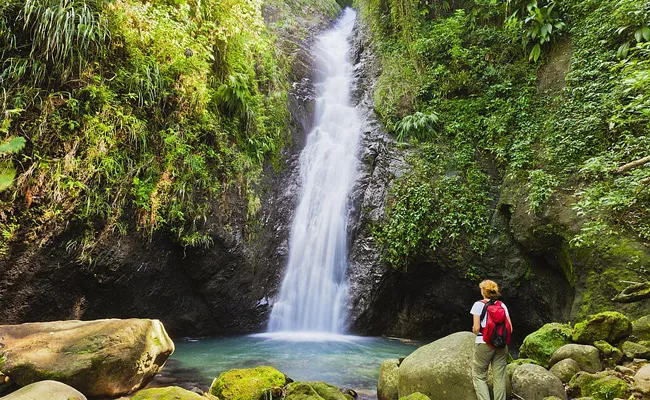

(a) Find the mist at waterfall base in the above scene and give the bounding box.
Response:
[153,9,420,396]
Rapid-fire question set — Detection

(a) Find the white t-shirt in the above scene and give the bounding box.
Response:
[470,300,509,344]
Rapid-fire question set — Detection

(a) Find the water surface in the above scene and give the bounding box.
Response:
[156,334,419,397]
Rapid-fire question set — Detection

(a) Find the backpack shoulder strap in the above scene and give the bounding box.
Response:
[479,299,495,323]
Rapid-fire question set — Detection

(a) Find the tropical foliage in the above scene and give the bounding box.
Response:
[357,0,650,269]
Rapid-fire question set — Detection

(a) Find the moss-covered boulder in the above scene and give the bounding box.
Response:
[398,393,430,400]
[572,312,632,345]
[621,340,650,359]
[549,358,580,384]
[131,386,205,400]
[568,371,630,400]
[549,344,602,373]
[592,341,623,367]
[378,359,399,400]
[0,380,87,400]
[511,364,567,400]
[632,316,650,341]
[210,366,286,400]
[0,319,174,397]
[284,382,347,400]
[519,323,573,368]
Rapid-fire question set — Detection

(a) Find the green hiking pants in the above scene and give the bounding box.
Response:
[472,343,508,400]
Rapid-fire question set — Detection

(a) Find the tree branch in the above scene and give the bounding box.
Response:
[616,156,650,174]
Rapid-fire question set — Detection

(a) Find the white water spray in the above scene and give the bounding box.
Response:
[267,9,361,334]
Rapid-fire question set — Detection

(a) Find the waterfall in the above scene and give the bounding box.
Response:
[267,9,361,334]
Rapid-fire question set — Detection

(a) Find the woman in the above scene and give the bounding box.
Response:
[470,280,513,400]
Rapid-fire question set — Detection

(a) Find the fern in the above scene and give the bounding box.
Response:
[395,111,440,142]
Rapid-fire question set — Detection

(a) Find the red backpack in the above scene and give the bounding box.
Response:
[480,299,512,348]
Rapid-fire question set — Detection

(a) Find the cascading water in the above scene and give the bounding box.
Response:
[267,9,361,334]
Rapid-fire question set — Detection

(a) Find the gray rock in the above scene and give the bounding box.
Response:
[397,332,476,400]
[0,319,174,397]
[397,332,510,400]
[549,344,602,373]
[511,364,567,400]
[378,359,400,400]
[0,380,86,400]
[549,358,581,383]
[615,365,635,376]
[622,340,650,359]
[634,364,650,396]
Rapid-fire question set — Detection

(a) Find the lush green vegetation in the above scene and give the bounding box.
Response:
[359,0,650,269]
[0,0,338,262]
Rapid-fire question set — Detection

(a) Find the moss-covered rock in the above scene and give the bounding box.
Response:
[209,366,286,400]
[0,380,86,400]
[131,387,205,400]
[398,393,430,400]
[378,359,399,400]
[572,312,632,345]
[568,371,630,400]
[632,316,650,341]
[592,340,623,366]
[519,323,573,367]
[284,382,347,400]
[621,340,650,359]
[549,344,602,373]
[0,319,174,397]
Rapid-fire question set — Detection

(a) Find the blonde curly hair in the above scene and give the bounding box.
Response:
[479,279,501,300]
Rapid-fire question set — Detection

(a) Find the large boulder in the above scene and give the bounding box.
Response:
[632,316,650,341]
[633,364,650,396]
[549,358,581,384]
[519,323,572,367]
[511,364,567,400]
[131,386,206,400]
[378,359,399,400]
[284,382,347,400]
[572,312,632,344]
[0,319,173,397]
[549,344,602,373]
[397,332,509,400]
[209,366,286,400]
[0,380,86,400]
[568,371,630,400]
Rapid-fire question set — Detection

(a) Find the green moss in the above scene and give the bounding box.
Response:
[569,371,630,400]
[8,363,67,387]
[621,341,650,359]
[572,312,632,344]
[209,366,286,400]
[131,386,205,400]
[284,382,346,400]
[399,393,431,400]
[632,316,650,341]
[592,340,623,366]
[519,323,573,367]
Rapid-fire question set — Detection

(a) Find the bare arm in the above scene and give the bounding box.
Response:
[473,314,481,335]
[507,316,513,334]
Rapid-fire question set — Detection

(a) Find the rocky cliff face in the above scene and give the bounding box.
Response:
[343,19,650,340]
[0,4,337,337]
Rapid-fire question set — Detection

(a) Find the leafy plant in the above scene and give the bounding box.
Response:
[395,111,439,141]
[523,1,565,62]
